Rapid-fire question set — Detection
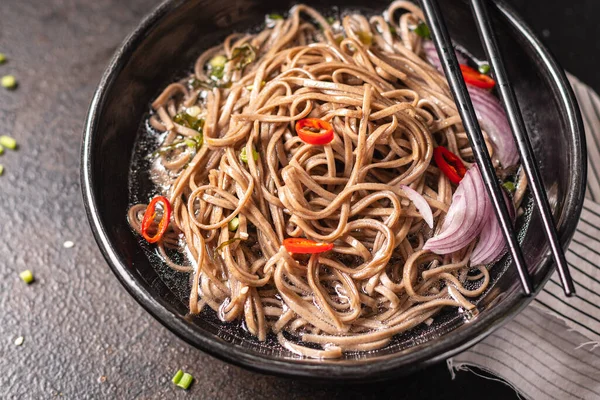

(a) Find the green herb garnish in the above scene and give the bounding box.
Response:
[19,270,34,284]
[176,373,194,390]
[0,145,4,155]
[0,53,6,64]
[209,55,227,69]
[189,77,231,90]
[172,370,184,385]
[478,63,491,75]
[240,147,259,163]
[228,217,240,232]
[1,75,17,90]
[357,31,373,46]
[412,22,431,39]
[151,135,203,158]
[208,55,227,80]
[502,181,516,193]
[326,16,336,25]
[0,165,4,176]
[0,135,17,150]
[268,13,284,20]
[173,113,204,132]
[230,44,256,71]
[388,24,397,35]
[216,237,243,253]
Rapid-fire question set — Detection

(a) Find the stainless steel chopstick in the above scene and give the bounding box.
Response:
[469,0,575,296]
[419,0,534,296]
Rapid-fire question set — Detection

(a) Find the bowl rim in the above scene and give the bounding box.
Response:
[81,0,587,380]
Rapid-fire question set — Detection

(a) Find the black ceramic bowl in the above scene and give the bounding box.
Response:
[82,0,586,380]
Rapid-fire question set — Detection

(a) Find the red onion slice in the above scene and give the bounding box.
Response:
[423,166,489,254]
[401,185,434,229]
[423,41,519,167]
[422,41,468,67]
[467,87,519,167]
[471,190,515,265]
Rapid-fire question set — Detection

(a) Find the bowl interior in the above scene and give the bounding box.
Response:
[83,0,585,379]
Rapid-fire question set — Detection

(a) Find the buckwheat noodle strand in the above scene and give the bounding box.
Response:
[129,2,498,358]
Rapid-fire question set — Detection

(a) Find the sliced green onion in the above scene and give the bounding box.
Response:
[0,135,17,150]
[502,181,516,193]
[245,81,265,91]
[230,44,256,71]
[209,68,224,80]
[326,16,336,25]
[216,237,243,253]
[151,134,203,158]
[188,77,231,90]
[209,55,227,69]
[19,270,34,284]
[173,113,204,132]
[228,217,240,232]
[388,24,397,35]
[240,147,259,163]
[268,13,284,20]
[0,165,4,176]
[357,31,373,46]
[0,145,4,155]
[0,53,6,64]
[176,373,193,390]
[478,63,491,75]
[412,22,431,39]
[1,75,17,90]
[172,369,184,385]
[186,106,202,118]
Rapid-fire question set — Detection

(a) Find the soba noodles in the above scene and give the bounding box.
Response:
[128,1,524,358]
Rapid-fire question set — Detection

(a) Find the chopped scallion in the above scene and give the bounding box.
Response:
[502,181,516,193]
[216,237,243,253]
[173,113,204,132]
[1,75,17,90]
[209,55,227,69]
[176,373,193,390]
[228,217,240,232]
[412,22,431,39]
[357,31,373,46]
[240,147,259,163]
[268,13,284,20]
[0,165,4,176]
[245,81,265,91]
[185,106,202,118]
[172,370,184,385]
[0,135,17,150]
[19,270,34,284]
[230,44,256,71]
[388,24,397,35]
[0,53,6,64]
[478,63,491,75]
[0,145,4,155]
[326,16,336,25]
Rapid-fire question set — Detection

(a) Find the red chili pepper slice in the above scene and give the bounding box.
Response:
[295,118,335,145]
[433,146,467,185]
[283,238,334,254]
[141,196,172,243]
[460,64,496,90]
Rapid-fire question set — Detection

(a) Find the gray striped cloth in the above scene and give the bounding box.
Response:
[449,76,600,400]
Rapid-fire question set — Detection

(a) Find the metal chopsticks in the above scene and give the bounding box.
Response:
[419,0,540,296]
[469,0,575,296]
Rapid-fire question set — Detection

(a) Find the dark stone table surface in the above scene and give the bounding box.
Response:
[1,0,597,398]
